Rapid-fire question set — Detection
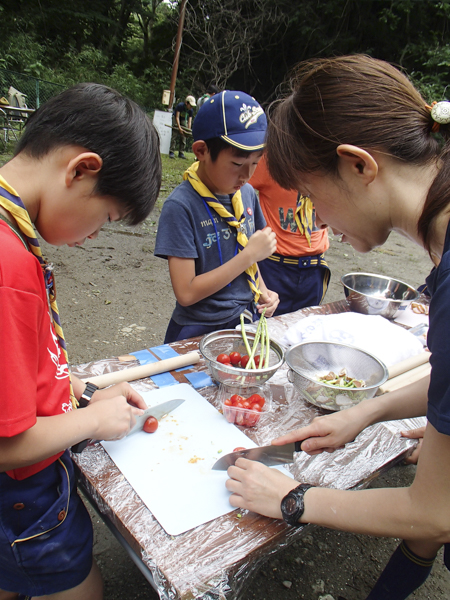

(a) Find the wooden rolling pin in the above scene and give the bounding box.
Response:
[83,351,201,388]
[379,362,431,394]
[386,352,430,380]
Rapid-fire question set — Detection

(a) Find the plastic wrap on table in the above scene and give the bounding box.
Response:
[70,303,424,599]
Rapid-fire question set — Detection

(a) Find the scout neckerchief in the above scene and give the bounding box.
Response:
[0,175,77,409]
[294,193,313,247]
[183,161,261,302]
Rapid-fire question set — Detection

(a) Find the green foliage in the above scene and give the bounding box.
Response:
[0,0,450,111]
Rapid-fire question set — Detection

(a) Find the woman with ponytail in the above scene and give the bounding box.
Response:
[225,55,450,599]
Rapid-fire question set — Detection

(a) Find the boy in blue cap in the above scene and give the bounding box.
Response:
[0,83,161,599]
[155,90,279,343]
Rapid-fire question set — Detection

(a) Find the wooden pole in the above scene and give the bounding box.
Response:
[169,0,187,109]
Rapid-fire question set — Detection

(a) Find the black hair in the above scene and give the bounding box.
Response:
[206,84,220,95]
[15,83,161,225]
[205,137,253,162]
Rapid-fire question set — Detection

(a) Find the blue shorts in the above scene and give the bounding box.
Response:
[0,450,93,596]
[258,253,330,317]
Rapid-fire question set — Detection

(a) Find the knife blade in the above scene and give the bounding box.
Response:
[127,398,185,436]
[212,440,303,470]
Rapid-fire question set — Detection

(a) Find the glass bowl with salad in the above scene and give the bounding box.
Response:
[285,341,388,411]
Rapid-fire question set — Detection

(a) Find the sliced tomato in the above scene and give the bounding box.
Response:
[245,411,260,427]
[233,447,246,452]
[248,394,265,408]
[229,351,241,365]
[217,353,231,364]
[230,394,244,406]
[143,416,158,433]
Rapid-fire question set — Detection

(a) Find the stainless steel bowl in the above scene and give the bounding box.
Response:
[199,329,285,386]
[286,341,388,411]
[341,272,419,319]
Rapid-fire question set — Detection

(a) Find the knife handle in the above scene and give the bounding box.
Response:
[294,441,303,452]
[71,439,89,453]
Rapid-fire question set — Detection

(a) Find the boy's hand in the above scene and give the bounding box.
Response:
[89,382,147,410]
[88,395,144,441]
[256,289,279,317]
[246,227,277,263]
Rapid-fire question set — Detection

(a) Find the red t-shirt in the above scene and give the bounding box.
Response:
[249,156,329,257]
[0,220,71,480]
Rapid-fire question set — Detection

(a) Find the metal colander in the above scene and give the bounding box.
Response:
[286,341,388,411]
[199,329,285,387]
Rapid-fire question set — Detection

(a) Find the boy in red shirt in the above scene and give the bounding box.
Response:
[0,83,161,599]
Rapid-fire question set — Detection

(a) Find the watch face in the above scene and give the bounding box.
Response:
[283,495,298,516]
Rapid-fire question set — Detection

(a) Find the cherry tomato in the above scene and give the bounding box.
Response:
[217,353,231,364]
[233,447,246,452]
[254,355,261,368]
[241,400,251,410]
[224,398,232,406]
[251,403,263,412]
[229,351,241,365]
[143,416,158,433]
[240,355,250,368]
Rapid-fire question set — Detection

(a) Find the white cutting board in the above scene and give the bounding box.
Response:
[102,384,292,536]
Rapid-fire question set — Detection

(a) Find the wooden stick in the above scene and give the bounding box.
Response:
[82,351,201,388]
[379,362,431,394]
[387,352,430,380]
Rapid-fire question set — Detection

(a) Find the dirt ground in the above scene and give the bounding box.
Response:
[38,153,450,600]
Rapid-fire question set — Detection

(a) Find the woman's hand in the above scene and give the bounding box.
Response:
[272,407,369,455]
[89,382,147,410]
[401,425,426,464]
[226,458,298,518]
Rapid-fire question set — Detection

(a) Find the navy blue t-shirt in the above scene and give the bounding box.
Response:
[173,102,193,121]
[154,180,266,326]
[425,220,450,435]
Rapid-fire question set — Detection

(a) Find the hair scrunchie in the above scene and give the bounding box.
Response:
[426,100,450,133]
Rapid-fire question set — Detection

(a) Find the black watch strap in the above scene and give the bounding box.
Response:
[71,383,99,454]
[281,483,313,526]
[78,382,99,408]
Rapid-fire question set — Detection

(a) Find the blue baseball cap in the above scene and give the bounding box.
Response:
[192,90,267,151]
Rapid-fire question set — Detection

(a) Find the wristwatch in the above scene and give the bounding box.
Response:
[78,382,99,408]
[281,484,313,526]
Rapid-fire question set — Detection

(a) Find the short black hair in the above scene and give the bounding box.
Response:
[206,84,220,95]
[205,137,253,162]
[15,83,161,225]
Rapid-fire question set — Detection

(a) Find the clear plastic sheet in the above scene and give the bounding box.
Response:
[70,302,424,600]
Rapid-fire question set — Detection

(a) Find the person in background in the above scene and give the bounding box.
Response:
[225,55,450,600]
[155,90,279,343]
[249,154,330,316]
[169,95,196,159]
[197,84,220,109]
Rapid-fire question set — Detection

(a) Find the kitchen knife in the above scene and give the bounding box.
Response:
[72,398,185,453]
[212,440,303,470]
[127,398,184,436]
